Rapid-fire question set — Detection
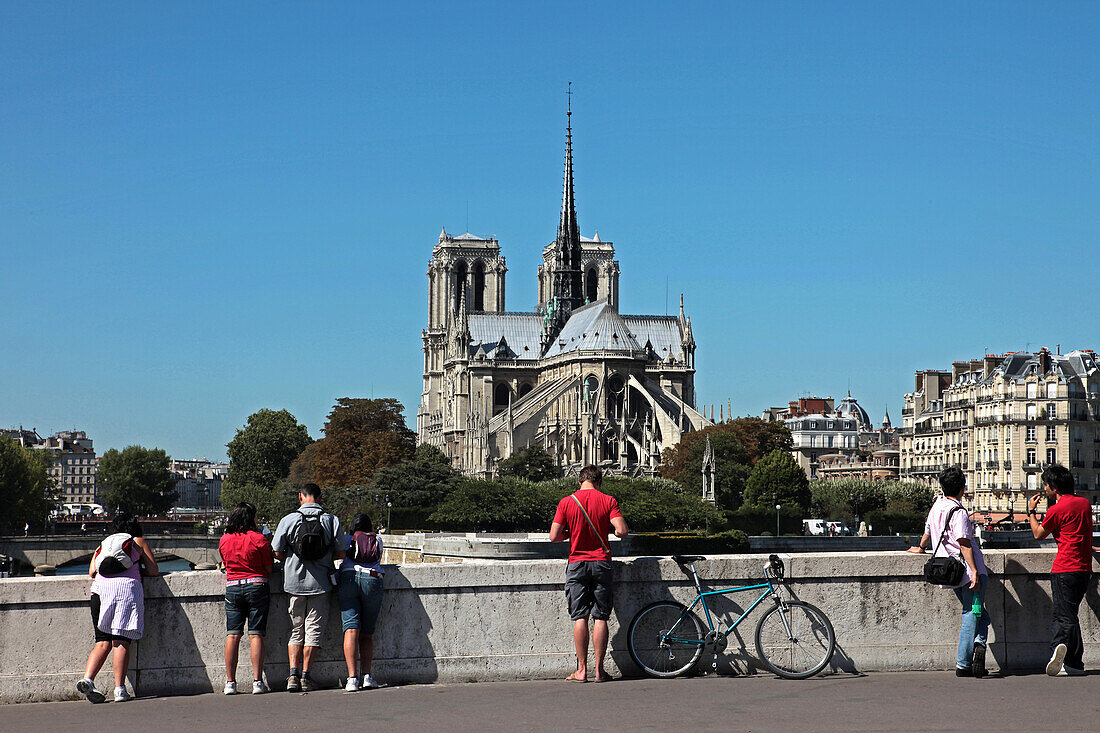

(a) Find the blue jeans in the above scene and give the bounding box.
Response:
[952,574,990,669]
[337,569,384,634]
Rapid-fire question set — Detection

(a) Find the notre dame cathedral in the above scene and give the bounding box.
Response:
[417,106,710,476]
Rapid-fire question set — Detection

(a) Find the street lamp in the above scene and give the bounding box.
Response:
[775,504,781,538]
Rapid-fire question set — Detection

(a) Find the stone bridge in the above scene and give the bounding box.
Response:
[0,535,220,570]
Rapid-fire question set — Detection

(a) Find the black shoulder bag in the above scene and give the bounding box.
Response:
[923,504,966,587]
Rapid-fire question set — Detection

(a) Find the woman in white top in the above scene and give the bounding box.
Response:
[908,466,990,677]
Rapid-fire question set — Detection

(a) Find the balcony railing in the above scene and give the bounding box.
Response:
[1023,461,1041,470]
[985,460,999,468]
[1003,460,1012,469]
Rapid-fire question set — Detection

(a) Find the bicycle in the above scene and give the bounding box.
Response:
[627,554,836,680]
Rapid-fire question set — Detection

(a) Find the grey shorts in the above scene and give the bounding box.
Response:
[288,593,329,647]
[565,561,613,621]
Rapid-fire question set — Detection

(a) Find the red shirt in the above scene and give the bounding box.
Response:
[219,530,273,581]
[1041,494,1094,573]
[553,488,623,562]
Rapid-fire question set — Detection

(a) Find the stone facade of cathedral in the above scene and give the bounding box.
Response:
[417,111,710,476]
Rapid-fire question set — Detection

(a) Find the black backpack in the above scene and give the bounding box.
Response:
[291,510,331,562]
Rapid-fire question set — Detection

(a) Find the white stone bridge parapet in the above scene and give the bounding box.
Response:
[0,550,1098,703]
[0,534,221,570]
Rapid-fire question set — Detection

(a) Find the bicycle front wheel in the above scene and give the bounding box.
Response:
[754,601,835,679]
[627,601,706,678]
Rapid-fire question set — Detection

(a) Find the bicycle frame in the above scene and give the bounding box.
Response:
[663,567,785,645]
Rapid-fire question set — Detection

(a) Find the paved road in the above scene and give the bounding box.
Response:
[2,671,1096,732]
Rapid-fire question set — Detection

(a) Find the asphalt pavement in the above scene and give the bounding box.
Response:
[2,671,1097,732]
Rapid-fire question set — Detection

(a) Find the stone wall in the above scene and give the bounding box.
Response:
[1,550,1097,703]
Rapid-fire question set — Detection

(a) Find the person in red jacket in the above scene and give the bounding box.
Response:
[549,465,629,683]
[1027,463,1094,676]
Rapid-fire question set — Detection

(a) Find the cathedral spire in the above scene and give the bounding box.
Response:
[552,83,583,313]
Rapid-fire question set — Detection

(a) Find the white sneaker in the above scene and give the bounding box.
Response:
[344,677,360,692]
[114,686,131,702]
[1059,665,1086,676]
[362,674,380,689]
[252,680,269,694]
[77,678,105,704]
[1047,643,1068,676]
[223,681,237,695]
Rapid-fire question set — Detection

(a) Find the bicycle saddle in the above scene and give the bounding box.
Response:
[671,554,706,564]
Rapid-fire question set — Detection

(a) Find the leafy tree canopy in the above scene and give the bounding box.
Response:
[0,436,56,531]
[225,409,312,492]
[498,445,561,482]
[295,398,416,488]
[660,423,752,510]
[742,449,811,514]
[98,445,177,516]
[427,474,720,533]
[809,478,936,523]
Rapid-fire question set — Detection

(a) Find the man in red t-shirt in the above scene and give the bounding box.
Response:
[1027,463,1094,676]
[549,464,629,683]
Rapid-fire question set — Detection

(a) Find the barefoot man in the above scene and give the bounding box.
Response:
[549,465,629,682]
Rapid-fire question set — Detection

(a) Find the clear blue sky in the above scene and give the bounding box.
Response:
[2,3,1098,461]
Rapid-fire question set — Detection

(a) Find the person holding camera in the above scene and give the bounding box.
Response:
[1027,463,1094,676]
[908,465,990,677]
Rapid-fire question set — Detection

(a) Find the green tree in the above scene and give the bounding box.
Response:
[742,449,811,514]
[428,477,559,532]
[808,478,935,527]
[219,480,299,526]
[723,418,794,466]
[0,436,57,532]
[98,446,177,515]
[660,424,751,510]
[225,409,313,492]
[293,398,416,488]
[498,445,561,482]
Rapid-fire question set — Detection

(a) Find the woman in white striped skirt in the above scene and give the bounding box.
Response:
[77,512,159,703]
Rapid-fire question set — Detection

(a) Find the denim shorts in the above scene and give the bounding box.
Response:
[565,561,614,621]
[337,569,384,634]
[225,582,270,636]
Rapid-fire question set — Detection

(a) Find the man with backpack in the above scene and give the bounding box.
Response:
[272,483,344,692]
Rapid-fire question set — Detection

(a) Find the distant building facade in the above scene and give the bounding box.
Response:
[417,109,709,476]
[900,348,1100,517]
[762,393,894,479]
[170,459,227,510]
[42,430,97,504]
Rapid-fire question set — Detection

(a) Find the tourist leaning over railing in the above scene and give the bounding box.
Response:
[218,502,274,695]
[77,512,159,703]
[337,512,385,691]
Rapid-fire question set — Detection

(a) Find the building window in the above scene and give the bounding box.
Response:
[1047,382,1057,399]
[1047,448,1057,464]
[1046,403,1056,419]
[1026,426,1036,442]
[1047,425,1057,442]
[1028,383,1038,399]
[1027,448,1037,465]
[1027,404,1037,419]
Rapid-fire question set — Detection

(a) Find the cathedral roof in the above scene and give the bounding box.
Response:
[468,312,542,359]
[543,300,642,357]
[622,315,685,362]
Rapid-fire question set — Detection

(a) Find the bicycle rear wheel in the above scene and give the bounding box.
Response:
[754,601,835,679]
[627,601,706,678]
